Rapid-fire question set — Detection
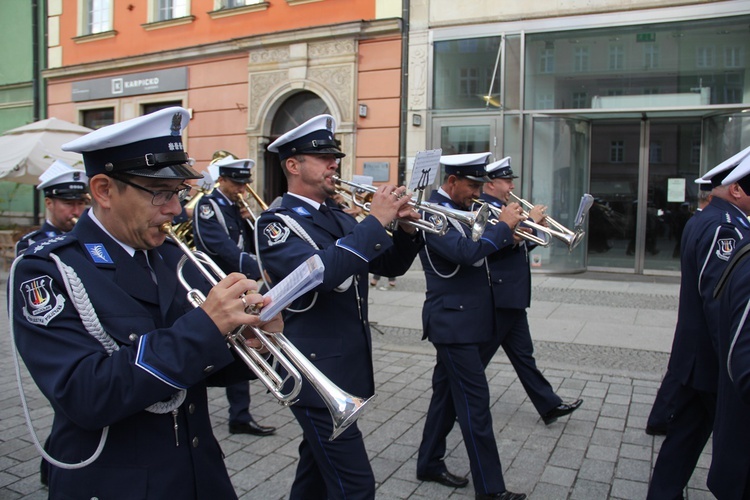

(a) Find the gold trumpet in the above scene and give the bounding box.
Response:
[236,193,259,227]
[333,176,490,242]
[161,222,374,440]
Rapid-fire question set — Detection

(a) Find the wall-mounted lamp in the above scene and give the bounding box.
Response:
[358,104,368,118]
[412,113,422,127]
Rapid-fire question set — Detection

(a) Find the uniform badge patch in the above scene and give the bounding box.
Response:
[85,243,113,264]
[716,238,736,261]
[20,275,65,326]
[199,204,215,219]
[264,222,290,246]
[292,206,311,217]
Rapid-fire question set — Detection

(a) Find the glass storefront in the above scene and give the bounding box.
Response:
[430,13,750,274]
[524,17,749,111]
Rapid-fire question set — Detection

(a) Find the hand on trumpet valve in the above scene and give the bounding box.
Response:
[497,201,526,230]
[528,204,549,226]
[368,184,413,231]
[199,273,276,335]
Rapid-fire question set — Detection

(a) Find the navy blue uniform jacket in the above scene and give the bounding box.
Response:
[669,197,750,394]
[713,242,750,499]
[15,221,64,256]
[478,193,539,309]
[193,188,260,279]
[419,191,515,344]
[10,210,255,499]
[256,193,422,407]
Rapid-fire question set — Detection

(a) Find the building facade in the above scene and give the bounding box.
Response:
[0,0,46,221]
[406,0,750,275]
[44,0,405,208]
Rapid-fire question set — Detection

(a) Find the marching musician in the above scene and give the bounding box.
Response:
[16,160,89,256]
[10,107,280,499]
[648,145,750,499]
[479,157,583,426]
[192,156,275,436]
[416,152,527,500]
[709,150,750,500]
[256,114,422,500]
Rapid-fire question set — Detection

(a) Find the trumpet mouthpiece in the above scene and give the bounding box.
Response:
[159,222,173,234]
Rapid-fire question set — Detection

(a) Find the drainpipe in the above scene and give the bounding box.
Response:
[397,0,410,185]
[31,0,41,225]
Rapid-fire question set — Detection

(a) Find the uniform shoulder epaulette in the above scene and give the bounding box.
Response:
[263,206,290,216]
[24,233,77,258]
[18,230,38,242]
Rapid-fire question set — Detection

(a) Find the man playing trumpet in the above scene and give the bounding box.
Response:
[10,107,280,499]
[257,114,422,500]
[16,160,89,255]
[416,152,527,500]
[192,155,276,437]
[479,157,582,426]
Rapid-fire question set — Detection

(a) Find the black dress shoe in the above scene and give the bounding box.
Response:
[416,470,469,488]
[476,491,527,500]
[542,399,583,425]
[229,420,276,436]
[645,424,668,436]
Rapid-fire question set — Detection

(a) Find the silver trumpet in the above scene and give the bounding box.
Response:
[475,198,552,247]
[508,192,592,252]
[333,176,490,242]
[160,222,374,441]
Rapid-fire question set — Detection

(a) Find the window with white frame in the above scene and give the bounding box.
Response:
[572,92,587,108]
[725,46,744,68]
[608,45,624,71]
[643,44,660,69]
[696,46,716,68]
[220,0,261,7]
[82,0,112,35]
[459,67,479,97]
[573,46,590,72]
[156,0,189,21]
[540,47,555,74]
[610,141,624,163]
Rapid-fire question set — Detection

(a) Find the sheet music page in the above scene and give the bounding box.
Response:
[408,149,442,191]
[260,255,325,321]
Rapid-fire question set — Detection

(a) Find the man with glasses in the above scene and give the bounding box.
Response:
[9,107,280,499]
[16,160,89,255]
[193,156,276,436]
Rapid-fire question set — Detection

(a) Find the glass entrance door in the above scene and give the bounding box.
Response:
[588,118,702,273]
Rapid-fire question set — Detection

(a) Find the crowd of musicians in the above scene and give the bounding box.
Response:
[8,107,750,499]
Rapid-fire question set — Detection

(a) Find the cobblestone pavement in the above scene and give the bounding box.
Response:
[0,271,716,500]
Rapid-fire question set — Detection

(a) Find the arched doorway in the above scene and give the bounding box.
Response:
[263,92,330,203]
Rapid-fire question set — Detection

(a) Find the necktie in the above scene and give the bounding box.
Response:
[134,250,157,284]
[319,203,342,233]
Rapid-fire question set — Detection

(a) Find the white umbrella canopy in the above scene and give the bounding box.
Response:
[0,118,92,185]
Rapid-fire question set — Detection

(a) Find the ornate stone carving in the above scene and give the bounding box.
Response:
[309,40,355,59]
[249,72,287,118]
[308,66,353,119]
[249,48,290,64]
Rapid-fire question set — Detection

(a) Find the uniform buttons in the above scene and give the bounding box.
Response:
[459,305,464,310]
[188,403,195,414]
[192,437,199,448]
[128,333,138,342]
[310,353,317,360]
[374,243,382,250]
[203,365,214,373]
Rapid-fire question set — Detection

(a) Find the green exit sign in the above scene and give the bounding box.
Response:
[636,33,656,43]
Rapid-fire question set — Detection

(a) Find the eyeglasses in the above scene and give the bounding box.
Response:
[115,177,191,206]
